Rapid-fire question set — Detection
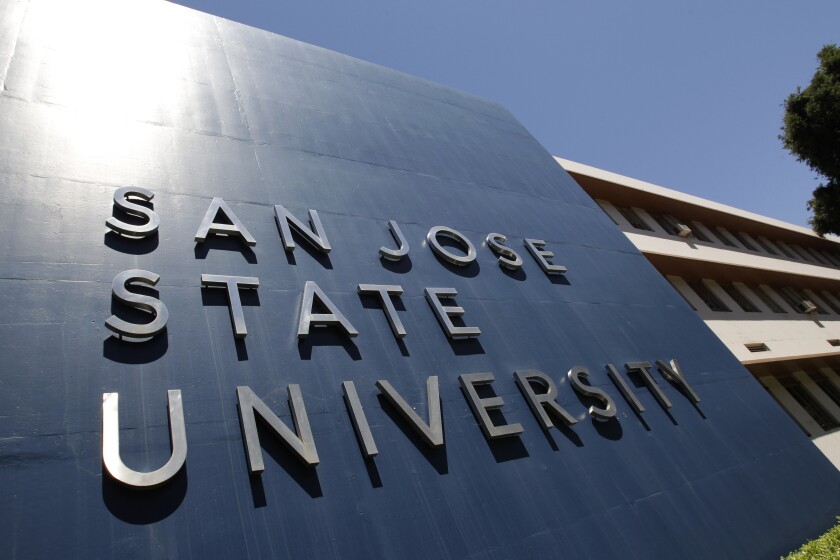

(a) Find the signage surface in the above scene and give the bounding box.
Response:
[1,1,838,558]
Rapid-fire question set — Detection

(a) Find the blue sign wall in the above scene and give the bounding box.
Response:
[1,0,838,558]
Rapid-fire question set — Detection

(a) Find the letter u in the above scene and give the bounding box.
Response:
[102,390,187,488]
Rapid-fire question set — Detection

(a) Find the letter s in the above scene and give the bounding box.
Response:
[105,187,160,238]
[105,269,169,340]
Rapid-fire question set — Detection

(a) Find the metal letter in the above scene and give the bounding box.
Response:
[297,281,358,339]
[379,220,409,261]
[342,381,378,458]
[105,269,169,340]
[102,390,187,488]
[274,204,331,253]
[427,226,476,266]
[524,238,566,275]
[459,372,524,439]
[568,366,616,421]
[376,377,443,447]
[606,363,645,414]
[200,274,259,339]
[194,197,256,246]
[236,385,319,471]
[656,359,701,403]
[105,186,160,237]
[625,362,673,410]
[424,287,481,339]
[357,284,406,338]
[513,370,577,430]
[486,233,523,270]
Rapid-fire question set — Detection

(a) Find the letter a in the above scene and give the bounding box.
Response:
[194,197,256,247]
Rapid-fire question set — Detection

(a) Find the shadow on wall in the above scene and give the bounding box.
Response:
[102,465,187,524]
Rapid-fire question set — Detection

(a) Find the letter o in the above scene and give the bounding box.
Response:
[427,226,476,267]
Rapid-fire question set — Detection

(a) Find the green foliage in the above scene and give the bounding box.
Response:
[782,517,840,559]
[807,179,840,236]
[781,44,840,236]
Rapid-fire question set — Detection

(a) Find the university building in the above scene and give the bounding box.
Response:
[559,157,840,468]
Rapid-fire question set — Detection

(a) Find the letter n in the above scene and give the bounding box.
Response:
[236,385,319,471]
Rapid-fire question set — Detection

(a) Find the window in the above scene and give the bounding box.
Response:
[778,286,826,315]
[754,236,777,256]
[615,206,653,231]
[721,283,759,312]
[819,250,840,267]
[776,287,801,312]
[731,231,757,251]
[790,244,814,262]
[745,343,769,353]
[813,372,840,409]
[801,290,828,315]
[819,292,840,314]
[686,280,730,312]
[646,213,694,238]
[750,285,786,313]
[649,212,682,236]
[782,377,840,432]
[807,247,830,265]
[689,222,711,242]
[774,241,796,259]
[712,227,737,248]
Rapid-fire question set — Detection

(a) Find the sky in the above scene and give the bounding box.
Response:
[170,0,839,229]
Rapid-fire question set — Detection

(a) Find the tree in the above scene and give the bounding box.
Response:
[781,44,840,236]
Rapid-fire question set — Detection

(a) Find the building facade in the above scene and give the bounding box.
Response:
[558,157,840,469]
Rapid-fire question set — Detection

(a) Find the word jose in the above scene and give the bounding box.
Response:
[105,187,569,343]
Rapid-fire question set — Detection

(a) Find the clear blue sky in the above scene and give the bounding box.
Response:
[171,0,839,229]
